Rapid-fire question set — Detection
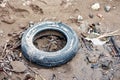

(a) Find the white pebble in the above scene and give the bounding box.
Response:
[77,15,83,22]
[91,3,100,10]
[105,5,111,12]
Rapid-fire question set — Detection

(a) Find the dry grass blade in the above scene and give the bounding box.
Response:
[98,29,120,39]
[2,42,8,57]
[35,74,46,80]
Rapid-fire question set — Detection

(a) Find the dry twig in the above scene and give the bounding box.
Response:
[98,29,120,39]
[2,42,8,57]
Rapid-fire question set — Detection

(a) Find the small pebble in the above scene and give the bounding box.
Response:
[91,3,100,10]
[104,5,111,12]
[89,13,94,18]
[29,21,34,27]
[10,61,27,72]
[8,33,13,36]
[79,21,89,33]
[0,30,4,36]
[113,6,116,9]
[101,60,112,70]
[96,22,101,25]
[19,24,26,29]
[97,13,104,19]
[77,15,83,22]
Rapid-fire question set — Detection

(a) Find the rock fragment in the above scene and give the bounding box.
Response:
[89,13,94,18]
[10,61,27,73]
[78,21,89,33]
[0,30,4,36]
[97,13,104,19]
[104,5,111,12]
[91,3,100,10]
[101,60,112,70]
[77,15,83,22]
[19,24,26,29]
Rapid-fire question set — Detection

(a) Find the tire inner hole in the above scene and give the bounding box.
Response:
[33,29,67,52]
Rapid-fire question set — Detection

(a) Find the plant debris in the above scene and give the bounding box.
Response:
[34,30,67,52]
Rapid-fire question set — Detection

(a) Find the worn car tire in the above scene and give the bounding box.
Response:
[21,21,79,67]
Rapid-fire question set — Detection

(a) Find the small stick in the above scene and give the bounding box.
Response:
[98,29,120,39]
[110,46,117,56]
[2,42,8,57]
[81,37,93,51]
[3,51,9,59]
[109,37,120,58]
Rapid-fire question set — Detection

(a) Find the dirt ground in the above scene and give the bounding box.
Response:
[0,0,120,80]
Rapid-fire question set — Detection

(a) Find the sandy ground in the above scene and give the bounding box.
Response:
[0,0,120,80]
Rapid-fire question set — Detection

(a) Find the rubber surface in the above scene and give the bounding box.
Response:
[21,21,79,67]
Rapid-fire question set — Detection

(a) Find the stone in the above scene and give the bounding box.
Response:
[101,60,112,70]
[91,3,100,10]
[96,22,101,26]
[104,5,111,12]
[97,13,104,19]
[10,61,27,72]
[78,21,89,33]
[77,15,83,22]
[19,24,26,29]
[113,6,116,9]
[29,21,34,27]
[89,13,94,18]
[0,30,4,36]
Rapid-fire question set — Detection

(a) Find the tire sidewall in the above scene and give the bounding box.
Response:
[21,21,79,67]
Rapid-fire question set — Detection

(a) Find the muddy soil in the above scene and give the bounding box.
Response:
[0,0,120,80]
